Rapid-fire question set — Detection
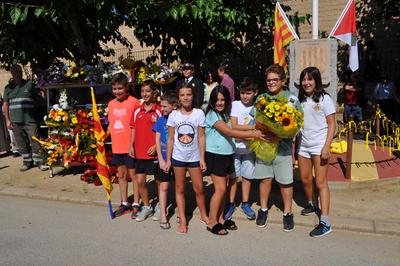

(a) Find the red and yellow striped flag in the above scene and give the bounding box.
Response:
[90,86,113,218]
[274,2,299,72]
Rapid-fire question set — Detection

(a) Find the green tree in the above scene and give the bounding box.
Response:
[0,1,131,70]
[129,0,307,76]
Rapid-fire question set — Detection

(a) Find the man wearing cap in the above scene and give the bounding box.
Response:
[3,65,45,171]
[175,63,205,108]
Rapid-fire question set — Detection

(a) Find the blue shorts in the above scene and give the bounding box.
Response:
[112,154,135,169]
[172,158,200,168]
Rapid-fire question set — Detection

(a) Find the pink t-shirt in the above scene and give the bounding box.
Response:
[108,96,140,153]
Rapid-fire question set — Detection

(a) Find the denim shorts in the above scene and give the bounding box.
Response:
[171,158,200,168]
[297,144,324,159]
[234,153,256,180]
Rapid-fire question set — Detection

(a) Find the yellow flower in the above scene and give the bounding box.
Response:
[281,114,295,130]
[267,113,273,118]
[286,107,293,114]
[71,117,78,124]
[274,104,280,111]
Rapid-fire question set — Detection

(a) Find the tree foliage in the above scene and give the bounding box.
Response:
[129,0,307,73]
[0,0,309,78]
[0,1,131,70]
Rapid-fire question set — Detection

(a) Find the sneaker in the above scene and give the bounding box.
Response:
[114,204,131,217]
[310,221,332,237]
[256,209,268,227]
[20,163,33,172]
[38,164,50,171]
[224,203,235,220]
[301,203,317,216]
[152,204,161,221]
[283,213,294,232]
[131,205,142,219]
[241,202,256,220]
[136,206,153,222]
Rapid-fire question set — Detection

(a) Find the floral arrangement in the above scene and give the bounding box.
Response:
[38,60,123,85]
[80,154,118,185]
[130,61,178,86]
[248,94,304,162]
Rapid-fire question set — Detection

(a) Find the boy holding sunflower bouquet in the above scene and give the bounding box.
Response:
[249,65,303,231]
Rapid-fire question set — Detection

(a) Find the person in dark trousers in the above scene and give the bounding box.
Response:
[175,63,205,109]
[3,65,46,171]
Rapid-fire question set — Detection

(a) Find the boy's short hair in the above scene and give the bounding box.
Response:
[160,91,178,105]
[265,64,286,81]
[239,77,258,92]
[141,80,158,91]
[111,72,128,86]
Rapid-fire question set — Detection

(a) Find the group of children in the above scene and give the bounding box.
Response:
[106,64,336,238]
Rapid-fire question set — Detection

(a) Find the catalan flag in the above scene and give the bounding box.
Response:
[273,2,299,72]
[90,84,114,219]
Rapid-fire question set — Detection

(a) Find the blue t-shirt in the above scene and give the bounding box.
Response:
[205,111,235,155]
[152,115,169,160]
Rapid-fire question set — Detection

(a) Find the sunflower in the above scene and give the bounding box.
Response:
[281,114,296,130]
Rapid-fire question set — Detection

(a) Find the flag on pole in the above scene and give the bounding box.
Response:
[274,1,299,72]
[90,84,114,219]
[329,0,359,72]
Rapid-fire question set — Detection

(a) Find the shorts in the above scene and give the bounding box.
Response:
[135,159,158,175]
[205,152,235,178]
[297,144,324,159]
[172,158,200,168]
[155,164,174,182]
[112,154,136,169]
[234,153,256,180]
[254,154,293,185]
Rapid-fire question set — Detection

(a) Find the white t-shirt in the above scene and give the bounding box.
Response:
[230,100,254,154]
[300,94,336,148]
[167,108,205,162]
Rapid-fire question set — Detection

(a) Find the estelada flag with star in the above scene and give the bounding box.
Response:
[329,0,359,72]
[274,1,299,72]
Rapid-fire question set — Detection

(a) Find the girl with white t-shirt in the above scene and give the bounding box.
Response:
[297,66,336,237]
[165,82,209,234]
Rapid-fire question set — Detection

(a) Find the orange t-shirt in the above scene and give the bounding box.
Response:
[108,96,140,153]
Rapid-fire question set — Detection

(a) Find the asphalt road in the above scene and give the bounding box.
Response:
[0,195,399,266]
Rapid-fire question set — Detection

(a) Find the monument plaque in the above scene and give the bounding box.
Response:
[289,39,337,102]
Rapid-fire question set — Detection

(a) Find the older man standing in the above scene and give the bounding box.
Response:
[218,65,235,102]
[175,62,205,108]
[3,65,45,171]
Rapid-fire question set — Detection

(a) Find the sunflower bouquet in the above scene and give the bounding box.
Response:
[248,94,303,162]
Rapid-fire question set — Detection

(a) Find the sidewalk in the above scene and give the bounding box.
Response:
[0,153,399,236]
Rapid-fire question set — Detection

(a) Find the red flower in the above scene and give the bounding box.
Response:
[93,178,102,186]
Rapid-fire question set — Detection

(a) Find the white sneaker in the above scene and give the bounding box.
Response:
[152,204,160,221]
[135,206,153,222]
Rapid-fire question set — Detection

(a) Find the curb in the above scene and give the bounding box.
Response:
[1,185,399,237]
[328,176,400,190]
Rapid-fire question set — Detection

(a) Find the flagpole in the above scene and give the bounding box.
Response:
[312,0,318,39]
[108,200,115,219]
[328,0,353,38]
[276,1,300,40]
